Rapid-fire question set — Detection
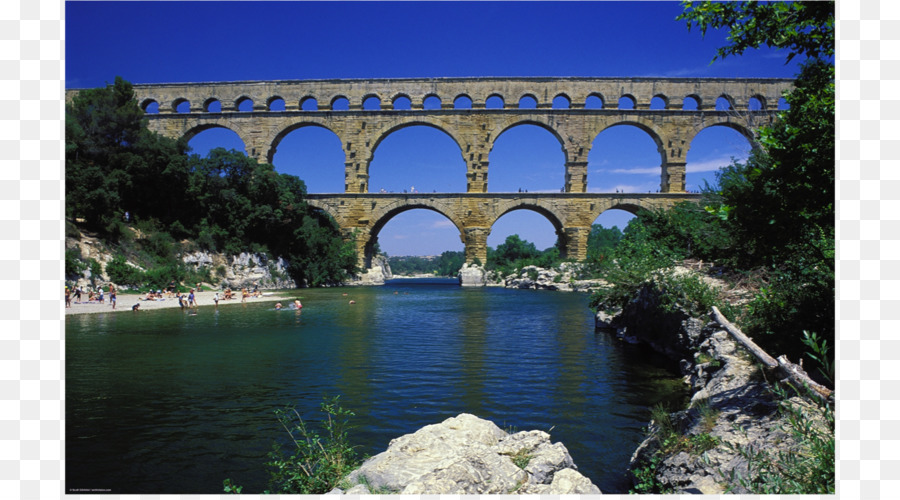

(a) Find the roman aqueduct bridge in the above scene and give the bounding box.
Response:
[68,76,791,267]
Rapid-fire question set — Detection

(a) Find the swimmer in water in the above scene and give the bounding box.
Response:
[275,302,283,310]
[293,300,302,309]
[349,300,356,305]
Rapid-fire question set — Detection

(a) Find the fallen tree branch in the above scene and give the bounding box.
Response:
[710,306,834,402]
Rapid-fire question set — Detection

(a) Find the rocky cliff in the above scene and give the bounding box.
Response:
[331,413,600,495]
[600,281,830,494]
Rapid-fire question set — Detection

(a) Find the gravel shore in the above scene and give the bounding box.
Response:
[64,290,294,316]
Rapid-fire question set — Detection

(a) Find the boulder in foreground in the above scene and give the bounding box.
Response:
[333,413,601,494]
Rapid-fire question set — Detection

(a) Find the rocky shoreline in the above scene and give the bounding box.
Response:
[597,281,830,494]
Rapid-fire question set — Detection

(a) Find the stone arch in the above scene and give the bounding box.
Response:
[716,94,736,110]
[694,121,756,147]
[593,121,666,163]
[172,97,190,113]
[517,93,539,108]
[365,202,465,268]
[453,93,473,109]
[423,93,442,109]
[491,118,568,162]
[683,94,702,110]
[391,93,413,110]
[552,93,571,109]
[267,95,286,111]
[180,123,244,144]
[362,93,383,110]
[269,121,344,166]
[234,95,254,112]
[650,94,669,110]
[330,95,350,110]
[300,95,319,111]
[489,203,568,257]
[585,92,605,108]
[203,97,222,112]
[140,98,158,113]
[485,93,505,109]
[369,120,466,161]
[749,94,767,110]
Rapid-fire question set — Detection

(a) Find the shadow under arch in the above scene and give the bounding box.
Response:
[364,203,465,269]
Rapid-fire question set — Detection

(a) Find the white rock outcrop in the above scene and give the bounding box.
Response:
[335,413,600,495]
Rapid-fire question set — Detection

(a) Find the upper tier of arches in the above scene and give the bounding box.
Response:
[72,76,792,115]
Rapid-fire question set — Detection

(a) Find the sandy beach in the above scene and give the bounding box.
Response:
[65,290,296,316]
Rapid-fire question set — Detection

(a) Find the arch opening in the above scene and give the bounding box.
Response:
[485,95,504,109]
[650,95,668,110]
[715,96,733,111]
[682,95,700,110]
[363,95,382,110]
[585,94,604,109]
[588,124,663,193]
[424,95,441,110]
[393,95,412,110]
[552,95,570,109]
[488,208,563,266]
[272,124,345,193]
[618,95,635,110]
[488,123,566,193]
[186,126,246,158]
[301,97,319,111]
[142,99,159,114]
[368,125,466,193]
[748,96,765,111]
[268,97,286,111]
[368,208,464,268]
[236,97,254,112]
[204,98,221,113]
[685,124,753,193]
[454,95,472,109]
[175,98,190,114]
[518,95,537,109]
[331,96,350,111]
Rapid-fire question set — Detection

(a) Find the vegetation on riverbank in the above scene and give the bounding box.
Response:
[65,78,357,288]
[610,2,834,494]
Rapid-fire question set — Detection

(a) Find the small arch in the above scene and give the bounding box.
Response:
[392,94,412,110]
[268,96,286,111]
[682,95,700,111]
[778,97,790,110]
[174,98,191,114]
[203,98,222,113]
[585,94,604,109]
[301,96,319,111]
[141,99,159,114]
[748,95,766,111]
[331,96,350,111]
[650,95,668,110]
[715,95,734,111]
[454,94,472,109]
[552,94,571,109]
[485,94,505,109]
[518,94,537,109]
[424,95,442,110]
[363,95,382,110]
[617,95,635,110]
[236,96,254,112]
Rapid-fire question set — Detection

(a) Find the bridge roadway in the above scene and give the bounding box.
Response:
[306,191,702,268]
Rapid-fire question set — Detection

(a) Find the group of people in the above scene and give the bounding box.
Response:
[65,284,117,309]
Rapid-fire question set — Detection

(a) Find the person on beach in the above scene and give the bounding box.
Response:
[98,287,104,304]
[110,286,117,310]
[132,302,140,311]
[213,292,219,308]
[74,287,82,303]
[241,288,248,303]
[177,292,185,309]
[65,286,71,308]
[188,289,196,307]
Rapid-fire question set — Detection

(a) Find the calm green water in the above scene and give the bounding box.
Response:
[65,279,687,494]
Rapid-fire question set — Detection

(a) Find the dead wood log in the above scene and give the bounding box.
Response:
[711,306,834,402]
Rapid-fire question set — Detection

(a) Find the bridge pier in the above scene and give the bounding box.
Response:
[561,226,591,261]
[661,161,687,193]
[463,227,491,265]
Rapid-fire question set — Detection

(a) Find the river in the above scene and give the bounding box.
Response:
[65,278,688,494]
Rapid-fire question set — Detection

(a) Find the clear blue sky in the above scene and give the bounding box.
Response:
[67,1,801,257]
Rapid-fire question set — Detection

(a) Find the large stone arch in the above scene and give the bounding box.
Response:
[268,121,345,166]
[364,200,465,268]
[592,120,667,164]
[180,123,248,152]
[488,201,569,257]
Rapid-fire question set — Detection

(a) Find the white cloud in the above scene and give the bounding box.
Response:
[686,155,746,174]
[431,219,455,229]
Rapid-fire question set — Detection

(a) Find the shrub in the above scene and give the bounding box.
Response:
[105,254,144,286]
[266,396,361,494]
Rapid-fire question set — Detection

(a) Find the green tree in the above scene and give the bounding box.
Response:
[678,1,835,376]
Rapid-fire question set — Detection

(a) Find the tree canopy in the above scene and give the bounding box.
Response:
[66,77,356,287]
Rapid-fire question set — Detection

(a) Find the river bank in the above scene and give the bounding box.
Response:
[64,290,293,316]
